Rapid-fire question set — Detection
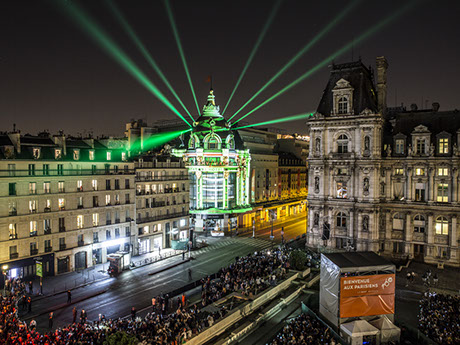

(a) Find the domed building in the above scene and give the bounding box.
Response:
[172,90,252,234]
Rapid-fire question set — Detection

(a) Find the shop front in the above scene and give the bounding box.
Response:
[1,253,54,287]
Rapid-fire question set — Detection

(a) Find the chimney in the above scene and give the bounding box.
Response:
[432,102,440,112]
[53,131,67,155]
[376,56,388,115]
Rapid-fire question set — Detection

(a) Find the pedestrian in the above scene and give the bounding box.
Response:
[188,268,192,281]
[28,281,33,294]
[182,251,185,260]
[131,306,136,320]
[406,272,411,287]
[181,293,186,307]
[22,294,27,310]
[80,309,87,324]
[48,312,53,328]
[67,290,72,303]
[72,307,77,323]
[177,296,181,309]
[152,297,156,312]
[27,296,32,312]
[30,319,36,330]
[433,273,439,286]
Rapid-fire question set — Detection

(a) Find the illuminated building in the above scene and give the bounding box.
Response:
[173,90,251,233]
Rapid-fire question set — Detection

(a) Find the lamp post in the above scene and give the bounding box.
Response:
[252,219,255,238]
[270,209,275,240]
[302,200,308,248]
[2,265,8,296]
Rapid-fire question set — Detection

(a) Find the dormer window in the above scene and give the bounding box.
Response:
[204,133,221,150]
[338,97,349,114]
[226,135,235,149]
[121,152,127,161]
[89,150,95,161]
[55,149,62,159]
[416,139,425,154]
[188,134,199,149]
[395,139,405,154]
[33,148,40,159]
[438,138,449,154]
[73,149,80,160]
[107,151,112,161]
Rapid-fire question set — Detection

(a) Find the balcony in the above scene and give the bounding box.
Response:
[77,187,83,192]
[30,231,37,237]
[93,238,99,244]
[115,218,120,224]
[10,253,18,259]
[9,210,17,216]
[9,234,17,240]
[137,211,189,224]
[106,220,112,225]
[30,248,38,256]
[78,240,85,247]
[126,217,132,222]
[135,175,188,182]
[59,227,66,233]
[59,244,66,251]
[44,247,52,253]
[44,228,52,235]
[29,209,37,214]
[58,189,65,193]
[0,168,135,177]
[44,207,51,212]
[93,202,99,207]
[59,206,65,211]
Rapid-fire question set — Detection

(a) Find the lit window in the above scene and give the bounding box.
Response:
[337,134,349,153]
[77,215,84,229]
[93,213,99,226]
[89,150,95,160]
[435,216,448,235]
[30,221,37,236]
[437,183,448,202]
[58,181,65,193]
[395,139,404,154]
[107,152,112,161]
[415,183,426,201]
[438,168,449,176]
[158,224,162,231]
[92,179,98,190]
[29,200,37,213]
[58,198,65,210]
[395,168,404,175]
[416,139,425,154]
[73,150,80,160]
[45,199,51,209]
[9,224,17,240]
[33,148,40,159]
[336,212,347,227]
[415,168,425,176]
[29,182,37,194]
[438,138,449,154]
[121,152,127,161]
[55,149,62,159]
[43,182,50,194]
[180,219,186,227]
[77,180,83,191]
[106,195,111,205]
[336,182,347,199]
[337,97,348,114]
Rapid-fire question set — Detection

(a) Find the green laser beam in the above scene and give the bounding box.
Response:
[56,1,191,127]
[106,0,194,122]
[164,0,200,116]
[234,1,416,125]
[233,113,313,130]
[222,0,283,116]
[131,128,192,153]
[227,0,361,122]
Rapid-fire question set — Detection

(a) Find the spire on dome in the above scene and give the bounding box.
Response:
[202,89,222,118]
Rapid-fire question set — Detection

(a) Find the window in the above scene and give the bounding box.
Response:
[337,135,348,153]
[415,168,425,176]
[92,165,97,174]
[336,212,347,228]
[106,195,111,205]
[58,198,65,210]
[392,213,404,230]
[44,240,51,252]
[415,183,426,202]
[115,179,120,190]
[438,168,449,176]
[106,179,111,190]
[121,152,127,161]
[43,182,50,194]
[416,139,426,154]
[93,196,99,207]
[89,150,95,160]
[106,151,112,160]
[57,164,64,175]
[180,219,186,227]
[115,228,120,238]
[338,97,348,114]
[336,182,347,199]
[414,215,425,233]
[28,164,35,176]
[393,242,404,254]
[438,138,449,154]
[29,182,37,194]
[55,149,62,159]
[58,181,65,193]
[437,183,448,202]
[73,150,80,160]
[395,139,405,154]
[59,218,65,231]
[115,194,120,205]
[30,242,38,255]
[77,215,84,229]
[77,180,83,191]
[207,135,219,149]
[125,179,130,189]
[43,164,50,176]
[30,221,37,236]
[394,168,404,175]
[29,200,37,213]
[125,226,131,237]
[9,183,16,196]
[9,224,17,240]
[337,168,348,175]
[8,164,16,176]
[93,232,99,243]
[435,216,448,235]
[106,212,111,224]
[78,196,83,208]
[92,179,98,190]
[44,219,51,232]
[93,213,99,226]
[106,230,112,240]
[33,148,40,159]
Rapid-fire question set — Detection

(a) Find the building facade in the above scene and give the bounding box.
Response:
[0,132,136,281]
[306,57,459,267]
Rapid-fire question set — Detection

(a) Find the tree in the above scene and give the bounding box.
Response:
[103,331,138,345]
[289,250,307,271]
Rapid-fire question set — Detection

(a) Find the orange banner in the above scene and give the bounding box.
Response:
[340,294,395,318]
[340,274,395,298]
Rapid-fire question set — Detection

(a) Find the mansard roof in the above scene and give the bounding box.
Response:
[316,60,378,116]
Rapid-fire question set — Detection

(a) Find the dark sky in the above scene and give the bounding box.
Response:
[1,0,459,136]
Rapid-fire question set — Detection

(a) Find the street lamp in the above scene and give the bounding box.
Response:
[269,209,275,240]
[302,200,308,247]
[2,265,8,297]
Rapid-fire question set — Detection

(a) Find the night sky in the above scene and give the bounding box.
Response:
[1,0,459,136]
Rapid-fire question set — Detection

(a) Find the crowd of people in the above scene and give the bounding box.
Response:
[268,313,335,345]
[418,292,460,344]
[0,247,293,344]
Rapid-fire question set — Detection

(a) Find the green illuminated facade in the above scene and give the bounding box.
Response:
[173,90,251,232]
